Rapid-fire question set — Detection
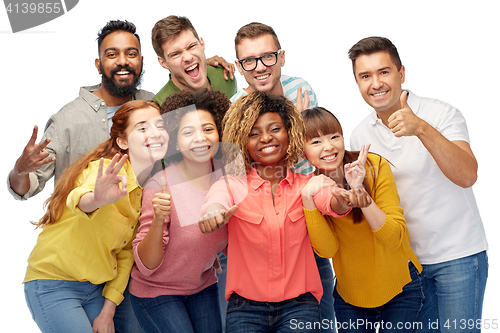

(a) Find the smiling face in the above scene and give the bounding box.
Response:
[304,132,345,175]
[236,34,285,95]
[176,110,219,165]
[158,29,209,93]
[246,112,289,169]
[354,51,405,116]
[118,106,169,166]
[96,31,143,97]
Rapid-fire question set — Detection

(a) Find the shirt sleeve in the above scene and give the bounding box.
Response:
[201,175,247,215]
[304,208,339,258]
[434,103,470,143]
[65,162,99,219]
[103,237,134,305]
[312,185,351,218]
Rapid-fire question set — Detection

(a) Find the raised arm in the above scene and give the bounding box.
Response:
[388,91,478,188]
[135,177,171,271]
[77,154,129,213]
[301,176,339,258]
[9,125,56,197]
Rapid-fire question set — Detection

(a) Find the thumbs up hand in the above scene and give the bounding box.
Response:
[152,177,171,223]
[387,91,423,137]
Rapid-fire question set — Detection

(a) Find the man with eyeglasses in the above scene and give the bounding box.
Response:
[151,15,237,105]
[230,22,317,112]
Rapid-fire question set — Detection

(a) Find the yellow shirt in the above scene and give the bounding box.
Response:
[24,159,142,305]
[304,154,422,308]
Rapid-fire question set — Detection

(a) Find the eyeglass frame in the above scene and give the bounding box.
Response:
[237,49,283,71]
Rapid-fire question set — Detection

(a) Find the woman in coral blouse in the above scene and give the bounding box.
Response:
[198,92,368,333]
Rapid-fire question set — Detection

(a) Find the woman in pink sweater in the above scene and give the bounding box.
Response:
[129,89,230,333]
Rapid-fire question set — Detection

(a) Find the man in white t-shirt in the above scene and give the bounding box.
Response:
[348,36,488,333]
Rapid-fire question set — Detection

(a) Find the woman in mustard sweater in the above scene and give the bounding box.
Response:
[300,107,423,333]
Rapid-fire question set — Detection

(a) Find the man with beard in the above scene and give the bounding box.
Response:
[8,20,152,201]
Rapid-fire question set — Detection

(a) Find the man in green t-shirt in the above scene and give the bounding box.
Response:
[151,15,237,105]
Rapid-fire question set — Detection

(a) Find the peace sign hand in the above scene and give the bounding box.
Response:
[295,86,310,112]
[345,144,370,190]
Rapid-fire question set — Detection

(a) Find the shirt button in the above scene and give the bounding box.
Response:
[101,101,106,106]
[102,119,106,123]
[131,226,134,229]
[136,210,140,213]
[137,193,141,196]
[123,241,126,244]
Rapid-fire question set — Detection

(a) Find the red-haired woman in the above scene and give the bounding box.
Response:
[23,100,169,333]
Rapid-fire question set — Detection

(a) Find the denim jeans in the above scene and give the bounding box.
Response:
[416,251,488,333]
[333,262,424,333]
[315,254,337,332]
[226,292,321,333]
[130,282,222,333]
[24,279,142,333]
[218,252,336,332]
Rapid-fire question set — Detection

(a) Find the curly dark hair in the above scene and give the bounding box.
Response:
[97,20,140,52]
[222,92,304,173]
[160,89,231,162]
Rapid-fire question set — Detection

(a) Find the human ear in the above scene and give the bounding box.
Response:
[116,137,129,151]
[399,65,406,84]
[95,58,101,74]
[158,56,169,70]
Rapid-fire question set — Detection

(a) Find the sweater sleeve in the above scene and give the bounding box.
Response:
[132,180,171,277]
[368,156,408,251]
[304,208,339,258]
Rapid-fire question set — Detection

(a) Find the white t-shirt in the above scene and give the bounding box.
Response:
[350,90,488,265]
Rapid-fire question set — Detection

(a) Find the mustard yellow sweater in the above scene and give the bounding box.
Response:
[305,154,422,308]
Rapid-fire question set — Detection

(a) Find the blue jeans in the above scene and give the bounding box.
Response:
[416,251,488,333]
[315,254,337,332]
[333,262,424,333]
[226,292,321,333]
[130,282,222,333]
[218,252,336,332]
[24,279,142,333]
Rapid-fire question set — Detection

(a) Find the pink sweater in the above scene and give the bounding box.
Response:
[130,163,228,298]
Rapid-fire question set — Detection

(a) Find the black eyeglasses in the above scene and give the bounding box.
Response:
[238,49,282,71]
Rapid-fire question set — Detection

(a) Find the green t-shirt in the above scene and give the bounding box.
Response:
[153,65,237,105]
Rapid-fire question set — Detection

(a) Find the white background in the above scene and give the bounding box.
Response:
[1,0,499,331]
